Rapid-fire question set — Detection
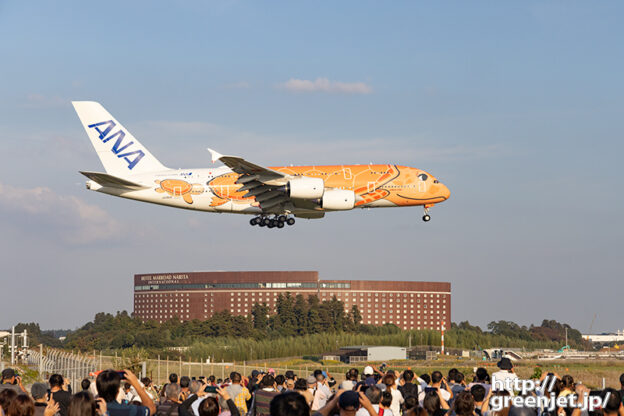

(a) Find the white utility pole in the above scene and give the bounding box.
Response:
[10,326,15,365]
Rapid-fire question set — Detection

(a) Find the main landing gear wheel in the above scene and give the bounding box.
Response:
[251,215,295,229]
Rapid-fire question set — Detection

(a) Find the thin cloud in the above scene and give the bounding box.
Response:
[24,93,68,108]
[222,81,250,89]
[0,182,122,244]
[279,78,372,94]
[138,120,502,166]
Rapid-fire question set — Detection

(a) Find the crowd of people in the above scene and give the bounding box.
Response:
[1,358,623,416]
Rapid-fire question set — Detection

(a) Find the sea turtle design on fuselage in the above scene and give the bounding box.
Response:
[154,179,203,204]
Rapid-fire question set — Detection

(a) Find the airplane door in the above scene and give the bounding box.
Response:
[367,182,376,193]
[418,181,426,193]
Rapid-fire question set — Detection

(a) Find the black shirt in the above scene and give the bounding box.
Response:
[399,383,419,400]
[51,390,72,416]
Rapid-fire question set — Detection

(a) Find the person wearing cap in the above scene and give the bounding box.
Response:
[362,367,376,387]
[0,369,26,394]
[491,357,518,395]
[311,371,331,411]
[303,376,317,408]
[248,370,261,396]
[31,382,52,416]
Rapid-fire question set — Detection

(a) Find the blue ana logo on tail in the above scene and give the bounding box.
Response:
[88,120,145,170]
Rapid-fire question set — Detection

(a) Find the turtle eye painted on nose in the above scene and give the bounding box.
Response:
[418,173,428,181]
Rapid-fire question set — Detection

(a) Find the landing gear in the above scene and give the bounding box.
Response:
[422,207,431,222]
[250,215,296,228]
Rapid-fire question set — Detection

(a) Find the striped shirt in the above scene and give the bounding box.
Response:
[253,389,278,416]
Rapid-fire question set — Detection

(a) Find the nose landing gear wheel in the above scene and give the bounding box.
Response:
[422,207,431,222]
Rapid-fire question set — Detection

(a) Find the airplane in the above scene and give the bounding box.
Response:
[73,101,450,229]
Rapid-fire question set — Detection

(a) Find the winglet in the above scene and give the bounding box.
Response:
[207,148,223,163]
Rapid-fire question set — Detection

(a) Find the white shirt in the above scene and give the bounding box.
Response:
[418,386,451,405]
[491,370,518,394]
[356,404,394,416]
[311,382,330,410]
[416,377,429,392]
[389,387,404,416]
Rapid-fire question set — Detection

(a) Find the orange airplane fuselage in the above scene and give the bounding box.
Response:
[207,164,450,208]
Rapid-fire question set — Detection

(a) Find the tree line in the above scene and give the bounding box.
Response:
[10,293,591,360]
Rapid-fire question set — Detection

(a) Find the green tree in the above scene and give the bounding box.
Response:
[306,296,323,333]
[251,302,269,332]
[294,294,308,335]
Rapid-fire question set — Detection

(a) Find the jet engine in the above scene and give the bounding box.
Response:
[321,189,356,210]
[286,177,324,199]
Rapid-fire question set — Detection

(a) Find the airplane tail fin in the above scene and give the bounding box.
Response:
[72,101,167,177]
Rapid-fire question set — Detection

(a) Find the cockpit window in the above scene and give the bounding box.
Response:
[418,173,428,181]
[433,180,439,184]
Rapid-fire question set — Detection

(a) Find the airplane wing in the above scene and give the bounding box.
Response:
[208,148,296,212]
[79,171,148,189]
[208,148,287,183]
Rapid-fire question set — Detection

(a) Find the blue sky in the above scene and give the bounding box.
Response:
[0,1,622,332]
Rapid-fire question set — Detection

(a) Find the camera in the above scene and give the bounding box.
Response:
[204,386,218,393]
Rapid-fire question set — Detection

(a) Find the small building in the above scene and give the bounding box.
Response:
[323,346,406,363]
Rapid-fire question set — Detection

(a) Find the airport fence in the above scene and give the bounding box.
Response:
[24,347,97,392]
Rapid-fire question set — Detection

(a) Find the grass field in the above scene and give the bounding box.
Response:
[253,357,624,390]
[6,354,624,390]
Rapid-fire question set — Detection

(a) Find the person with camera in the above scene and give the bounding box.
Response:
[418,372,451,405]
[156,383,181,416]
[68,391,108,416]
[315,389,378,416]
[49,374,72,416]
[96,369,156,416]
[0,369,26,394]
